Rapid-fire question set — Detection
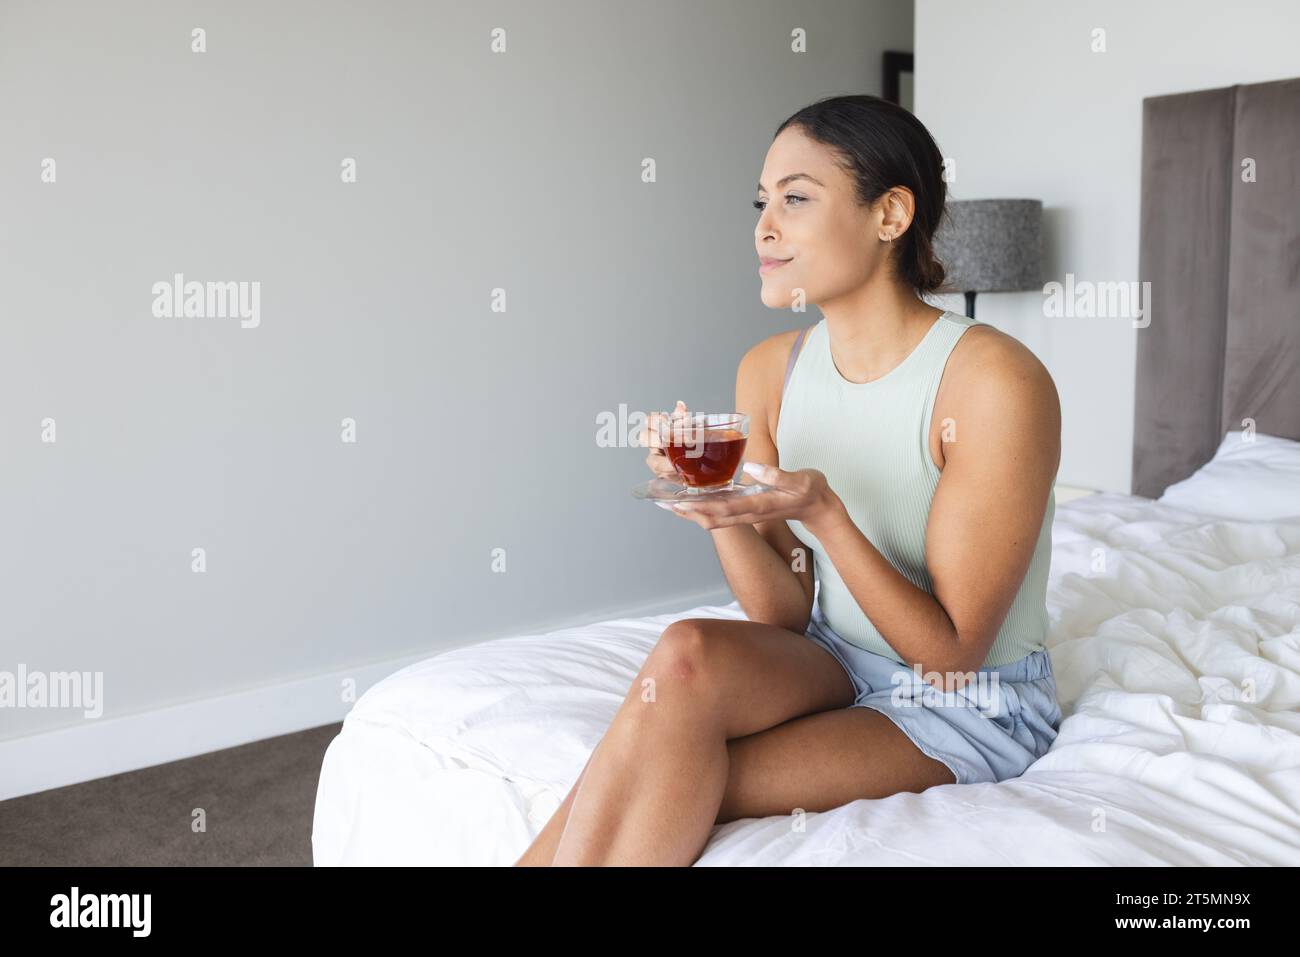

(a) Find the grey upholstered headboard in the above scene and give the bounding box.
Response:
[1131,76,1300,499]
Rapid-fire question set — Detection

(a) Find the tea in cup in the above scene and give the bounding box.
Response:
[658,413,749,491]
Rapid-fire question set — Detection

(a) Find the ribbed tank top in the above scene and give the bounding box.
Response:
[776,310,1055,669]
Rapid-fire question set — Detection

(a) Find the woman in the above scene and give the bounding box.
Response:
[516,94,1062,867]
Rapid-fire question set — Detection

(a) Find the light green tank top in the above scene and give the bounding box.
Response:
[776,310,1055,668]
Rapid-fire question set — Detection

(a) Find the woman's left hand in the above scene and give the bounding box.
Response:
[669,462,843,531]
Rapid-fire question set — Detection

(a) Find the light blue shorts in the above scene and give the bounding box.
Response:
[804,605,1063,785]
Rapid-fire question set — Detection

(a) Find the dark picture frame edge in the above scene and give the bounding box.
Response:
[882,51,914,105]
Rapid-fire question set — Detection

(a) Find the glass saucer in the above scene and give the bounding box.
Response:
[632,477,773,510]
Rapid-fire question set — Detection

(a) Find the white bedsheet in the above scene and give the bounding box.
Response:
[312,493,1300,865]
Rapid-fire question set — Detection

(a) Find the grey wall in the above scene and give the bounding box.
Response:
[915,0,1300,494]
[0,0,913,738]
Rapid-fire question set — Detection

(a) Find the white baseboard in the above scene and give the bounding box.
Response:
[0,586,735,802]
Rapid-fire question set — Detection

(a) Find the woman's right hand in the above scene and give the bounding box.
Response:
[641,400,690,480]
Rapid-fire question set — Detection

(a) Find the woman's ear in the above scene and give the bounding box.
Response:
[882,187,916,234]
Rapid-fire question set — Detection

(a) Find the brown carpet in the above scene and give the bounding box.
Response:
[0,722,342,866]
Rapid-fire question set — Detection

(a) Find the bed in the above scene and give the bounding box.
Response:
[313,76,1300,865]
[311,485,1300,866]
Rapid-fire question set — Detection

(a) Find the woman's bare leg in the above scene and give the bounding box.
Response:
[513,751,595,866]
[714,706,956,823]
[515,701,954,865]
[547,617,855,866]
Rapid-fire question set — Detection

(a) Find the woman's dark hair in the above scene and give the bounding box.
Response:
[774,94,948,296]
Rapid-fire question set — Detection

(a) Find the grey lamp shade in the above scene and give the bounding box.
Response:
[932,199,1043,292]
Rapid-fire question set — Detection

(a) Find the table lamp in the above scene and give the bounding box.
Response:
[932,199,1043,318]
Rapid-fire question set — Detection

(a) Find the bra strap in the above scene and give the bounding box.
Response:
[782,324,814,398]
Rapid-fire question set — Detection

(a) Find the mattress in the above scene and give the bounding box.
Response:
[312,493,1300,865]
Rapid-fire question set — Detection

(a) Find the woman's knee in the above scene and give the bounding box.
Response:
[653,618,727,678]
[632,619,730,707]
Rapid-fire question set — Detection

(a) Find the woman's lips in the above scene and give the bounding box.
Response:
[759,257,792,275]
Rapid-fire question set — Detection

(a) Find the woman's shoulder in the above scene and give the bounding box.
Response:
[941,319,1060,428]
[738,322,817,388]
[948,319,1054,392]
[736,322,819,439]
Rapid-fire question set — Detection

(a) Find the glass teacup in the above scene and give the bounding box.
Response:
[657,412,750,494]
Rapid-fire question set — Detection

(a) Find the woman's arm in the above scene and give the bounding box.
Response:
[702,334,815,634]
[672,329,1060,684]
[806,331,1060,680]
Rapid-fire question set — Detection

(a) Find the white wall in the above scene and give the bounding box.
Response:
[915,0,1300,493]
[0,0,913,785]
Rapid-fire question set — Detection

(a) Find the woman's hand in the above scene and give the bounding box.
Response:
[668,461,844,533]
[639,400,691,481]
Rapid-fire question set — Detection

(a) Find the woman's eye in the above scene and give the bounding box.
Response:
[752,195,805,212]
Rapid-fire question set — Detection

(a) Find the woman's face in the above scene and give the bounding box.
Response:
[754,126,891,309]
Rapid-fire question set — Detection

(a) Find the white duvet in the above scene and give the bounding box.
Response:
[312,493,1300,865]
